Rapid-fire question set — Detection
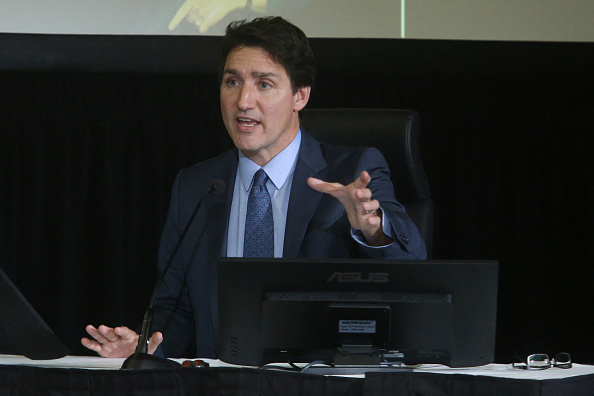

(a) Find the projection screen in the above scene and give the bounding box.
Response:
[0,0,592,41]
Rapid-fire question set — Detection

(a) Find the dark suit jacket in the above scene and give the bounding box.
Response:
[152,130,426,358]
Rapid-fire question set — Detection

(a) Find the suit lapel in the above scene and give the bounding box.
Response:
[283,130,327,258]
[201,150,238,258]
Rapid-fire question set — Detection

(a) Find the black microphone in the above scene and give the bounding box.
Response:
[122,179,226,369]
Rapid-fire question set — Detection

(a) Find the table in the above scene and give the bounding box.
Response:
[2,355,594,395]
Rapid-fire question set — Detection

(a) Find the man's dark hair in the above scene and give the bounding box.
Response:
[220,16,315,93]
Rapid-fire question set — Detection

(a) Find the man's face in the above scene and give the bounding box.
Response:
[220,46,310,166]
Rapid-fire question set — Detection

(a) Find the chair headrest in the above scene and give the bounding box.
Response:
[301,108,431,203]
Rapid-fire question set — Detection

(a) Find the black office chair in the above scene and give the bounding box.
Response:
[301,108,433,258]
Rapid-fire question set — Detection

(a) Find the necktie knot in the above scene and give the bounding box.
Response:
[253,168,268,188]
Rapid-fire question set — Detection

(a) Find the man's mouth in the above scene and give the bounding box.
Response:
[236,117,260,128]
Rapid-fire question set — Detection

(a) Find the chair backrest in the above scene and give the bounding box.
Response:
[300,108,433,257]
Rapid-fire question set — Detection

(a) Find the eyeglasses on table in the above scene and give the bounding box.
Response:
[512,352,572,370]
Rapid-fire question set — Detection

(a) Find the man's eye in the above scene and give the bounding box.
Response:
[226,79,239,87]
[259,82,272,89]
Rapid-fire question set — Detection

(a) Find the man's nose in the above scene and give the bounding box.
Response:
[237,85,256,110]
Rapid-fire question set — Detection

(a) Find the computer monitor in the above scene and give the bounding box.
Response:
[217,258,498,368]
[0,267,68,359]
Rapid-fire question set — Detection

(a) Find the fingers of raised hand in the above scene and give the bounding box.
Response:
[361,199,379,215]
[309,172,378,219]
[352,171,371,189]
[354,185,372,201]
[307,177,345,195]
[351,182,376,213]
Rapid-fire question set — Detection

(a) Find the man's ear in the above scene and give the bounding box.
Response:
[293,86,311,112]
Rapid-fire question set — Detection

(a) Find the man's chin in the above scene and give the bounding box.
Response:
[238,145,260,156]
[230,133,258,149]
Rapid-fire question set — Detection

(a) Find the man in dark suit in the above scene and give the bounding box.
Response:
[82,16,426,359]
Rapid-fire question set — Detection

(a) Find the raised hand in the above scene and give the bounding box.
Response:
[307,170,392,246]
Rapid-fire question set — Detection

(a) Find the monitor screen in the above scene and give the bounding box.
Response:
[217,258,498,368]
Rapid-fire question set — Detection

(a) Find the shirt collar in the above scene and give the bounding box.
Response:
[239,129,302,192]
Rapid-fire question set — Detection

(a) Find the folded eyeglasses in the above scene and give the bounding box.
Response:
[512,352,572,370]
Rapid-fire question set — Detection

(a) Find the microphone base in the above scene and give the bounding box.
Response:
[121,352,181,369]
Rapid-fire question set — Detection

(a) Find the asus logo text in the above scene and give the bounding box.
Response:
[326,272,389,283]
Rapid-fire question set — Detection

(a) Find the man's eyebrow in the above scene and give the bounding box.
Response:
[222,69,278,79]
[252,71,278,78]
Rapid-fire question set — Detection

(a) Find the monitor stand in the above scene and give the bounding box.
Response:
[300,365,412,375]
[301,345,412,375]
[334,345,382,365]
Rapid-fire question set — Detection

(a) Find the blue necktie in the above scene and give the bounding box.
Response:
[243,169,274,257]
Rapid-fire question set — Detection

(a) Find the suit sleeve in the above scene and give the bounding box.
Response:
[357,147,427,260]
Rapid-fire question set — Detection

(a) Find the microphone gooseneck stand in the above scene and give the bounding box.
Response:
[121,180,226,369]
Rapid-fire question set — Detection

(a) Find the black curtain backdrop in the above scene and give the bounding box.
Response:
[0,35,593,363]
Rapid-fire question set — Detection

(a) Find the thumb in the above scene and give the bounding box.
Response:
[147,332,164,355]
